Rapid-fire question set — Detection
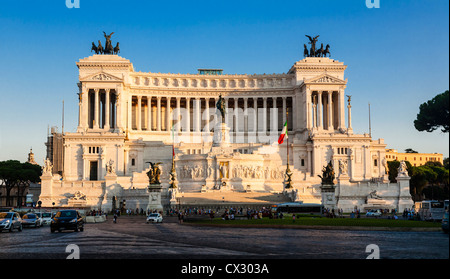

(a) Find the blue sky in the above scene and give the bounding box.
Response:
[0,0,449,163]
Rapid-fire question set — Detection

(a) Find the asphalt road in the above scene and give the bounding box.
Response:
[0,215,448,260]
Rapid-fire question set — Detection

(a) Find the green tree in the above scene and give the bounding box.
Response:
[410,164,449,200]
[443,157,449,170]
[404,148,418,153]
[0,160,41,207]
[414,90,449,133]
[387,160,413,183]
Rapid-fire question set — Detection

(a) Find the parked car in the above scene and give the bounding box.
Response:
[366,210,382,217]
[146,213,163,223]
[50,210,84,233]
[0,212,23,232]
[442,211,449,233]
[36,212,52,225]
[22,213,43,228]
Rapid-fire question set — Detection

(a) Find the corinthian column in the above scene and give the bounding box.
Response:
[94,89,100,129]
[327,91,333,131]
[262,97,267,133]
[317,91,323,130]
[205,98,210,133]
[157,96,161,131]
[137,95,142,131]
[167,97,171,131]
[253,97,258,133]
[185,97,190,132]
[176,97,181,132]
[105,89,111,130]
[147,96,152,131]
[194,97,200,132]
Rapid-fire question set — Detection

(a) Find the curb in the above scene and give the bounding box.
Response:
[182,222,442,232]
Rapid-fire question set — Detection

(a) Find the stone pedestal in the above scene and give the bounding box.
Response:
[213,122,231,147]
[38,173,54,207]
[363,198,387,210]
[147,184,163,213]
[102,173,119,211]
[396,175,414,212]
[320,184,337,210]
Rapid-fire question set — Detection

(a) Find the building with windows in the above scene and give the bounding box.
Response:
[386,149,444,167]
[39,53,414,213]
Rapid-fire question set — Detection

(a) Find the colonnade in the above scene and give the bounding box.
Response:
[128,95,294,134]
[79,89,350,135]
[80,88,119,130]
[307,90,347,131]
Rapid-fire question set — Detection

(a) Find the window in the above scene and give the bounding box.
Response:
[131,158,135,166]
[301,159,305,167]
[88,146,100,154]
[374,159,378,167]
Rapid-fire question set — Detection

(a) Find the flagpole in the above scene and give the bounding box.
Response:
[286,107,289,170]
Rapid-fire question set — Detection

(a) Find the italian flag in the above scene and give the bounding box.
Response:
[278,121,288,144]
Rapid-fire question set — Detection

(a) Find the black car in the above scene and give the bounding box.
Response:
[50,210,84,233]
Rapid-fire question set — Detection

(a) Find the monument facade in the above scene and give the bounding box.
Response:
[39,35,414,213]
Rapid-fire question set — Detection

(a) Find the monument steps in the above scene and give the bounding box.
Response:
[177,191,291,205]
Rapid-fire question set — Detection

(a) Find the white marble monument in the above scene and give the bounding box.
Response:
[39,47,414,213]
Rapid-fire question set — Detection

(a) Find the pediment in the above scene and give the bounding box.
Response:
[80,71,123,82]
[305,74,347,85]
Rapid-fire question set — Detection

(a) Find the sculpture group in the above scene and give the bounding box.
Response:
[146,162,162,185]
[318,160,335,185]
[91,32,120,55]
[304,35,330,58]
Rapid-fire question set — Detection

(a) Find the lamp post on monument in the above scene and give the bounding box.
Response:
[284,108,293,190]
[169,142,179,208]
[279,108,294,201]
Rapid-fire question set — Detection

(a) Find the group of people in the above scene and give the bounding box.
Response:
[323,208,346,218]
[167,207,221,217]
[86,209,106,216]
[401,208,423,220]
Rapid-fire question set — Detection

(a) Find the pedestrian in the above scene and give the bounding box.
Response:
[292,214,296,223]
[113,212,118,223]
[178,212,183,224]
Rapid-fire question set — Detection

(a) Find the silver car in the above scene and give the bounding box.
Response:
[22,213,42,228]
[0,212,23,232]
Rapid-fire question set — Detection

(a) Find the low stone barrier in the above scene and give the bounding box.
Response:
[85,215,107,223]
